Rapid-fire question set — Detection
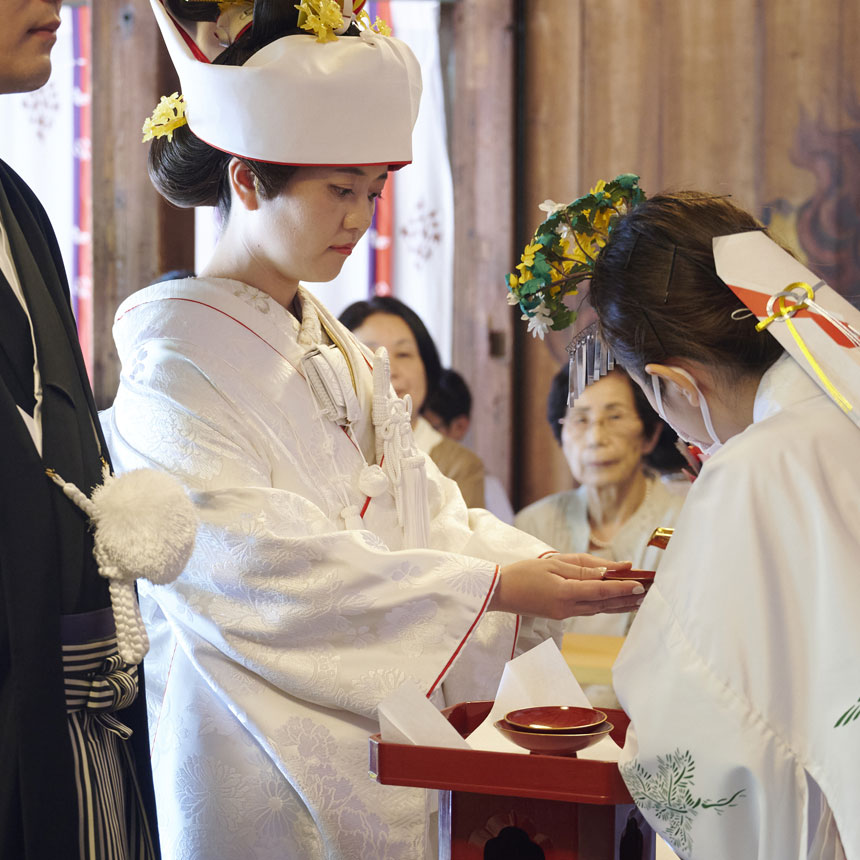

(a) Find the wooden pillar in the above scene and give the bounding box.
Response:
[91,0,194,407]
[449,0,517,495]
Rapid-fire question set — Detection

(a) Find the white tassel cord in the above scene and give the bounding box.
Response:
[371,349,431,549]
[46,467,198,664]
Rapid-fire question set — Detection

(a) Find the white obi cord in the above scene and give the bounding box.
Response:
[302,344,362,428]
[371,348,431,549]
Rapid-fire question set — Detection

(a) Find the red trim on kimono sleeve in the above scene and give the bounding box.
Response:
[538,549,558,558]
[510,615,521,660]
[425,564,500,698]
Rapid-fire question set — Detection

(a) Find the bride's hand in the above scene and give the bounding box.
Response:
[490,554,642,619]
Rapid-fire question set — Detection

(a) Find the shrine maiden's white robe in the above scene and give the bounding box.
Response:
[102,277,556,860]
[614,355,860,860]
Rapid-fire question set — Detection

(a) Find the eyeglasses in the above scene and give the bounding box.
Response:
[559,410,641,437]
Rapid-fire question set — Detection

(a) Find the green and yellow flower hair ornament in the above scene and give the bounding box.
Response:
[507,173,645,339]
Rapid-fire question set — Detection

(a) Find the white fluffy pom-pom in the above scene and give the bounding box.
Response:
[90,469,197,585]
[358,464,389,498]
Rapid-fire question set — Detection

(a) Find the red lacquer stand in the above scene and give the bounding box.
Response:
[369,702,655,860]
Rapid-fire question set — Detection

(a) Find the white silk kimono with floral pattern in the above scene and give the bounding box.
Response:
[101,277,555,860]
[614,356,860,860]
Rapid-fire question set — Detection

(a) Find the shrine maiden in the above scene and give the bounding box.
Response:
[582,191,860,858]
[101,4,644,859]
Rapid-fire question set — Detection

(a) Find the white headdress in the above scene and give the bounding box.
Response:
[146,0,422,167]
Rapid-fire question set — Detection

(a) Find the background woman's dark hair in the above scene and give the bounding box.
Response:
[547,365,687,473]
[149,0,358,217]
[423,368,472,424]
[339,296,443,408]
[589,192,784,381]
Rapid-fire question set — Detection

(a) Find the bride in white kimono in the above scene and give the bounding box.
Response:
[101,3,645,859]
[577,190,860,859]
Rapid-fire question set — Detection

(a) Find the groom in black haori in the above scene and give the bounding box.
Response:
[0,2,160,857]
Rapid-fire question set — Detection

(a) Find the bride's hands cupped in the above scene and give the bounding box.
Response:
[491,555,643,620]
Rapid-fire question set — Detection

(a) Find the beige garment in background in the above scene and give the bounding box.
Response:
[413,416,486,508]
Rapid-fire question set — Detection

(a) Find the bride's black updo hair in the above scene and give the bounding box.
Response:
[149,0,360,217]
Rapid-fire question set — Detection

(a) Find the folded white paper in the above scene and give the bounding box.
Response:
[377,638,620,759]
[465,637,588,750]
[378,681,469,749]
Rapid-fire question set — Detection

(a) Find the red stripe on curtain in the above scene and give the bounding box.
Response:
[73,6,93,378]
[371,0,394,297]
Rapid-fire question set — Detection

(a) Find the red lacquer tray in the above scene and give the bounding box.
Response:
[369,701,633,805]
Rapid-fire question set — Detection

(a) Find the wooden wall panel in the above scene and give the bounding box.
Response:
[579,0,662,187]
[759,0,860,295]
[512,0,860,510]
[657,1,761,203]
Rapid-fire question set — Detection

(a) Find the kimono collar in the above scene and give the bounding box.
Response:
[753,353,823,424]
[294,287,323,347]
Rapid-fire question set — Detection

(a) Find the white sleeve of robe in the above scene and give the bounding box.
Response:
[612,386,860,860]
[105,336,553,717]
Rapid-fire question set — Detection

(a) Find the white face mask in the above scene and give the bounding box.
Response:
[650,369,723,455]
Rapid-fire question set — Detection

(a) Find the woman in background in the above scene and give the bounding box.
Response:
[340,296,487,508]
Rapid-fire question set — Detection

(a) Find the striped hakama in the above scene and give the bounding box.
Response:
[62,608,157,860]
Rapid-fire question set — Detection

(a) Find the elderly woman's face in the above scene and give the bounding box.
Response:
[560,371,651,489]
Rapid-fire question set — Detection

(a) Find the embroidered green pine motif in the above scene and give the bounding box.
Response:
[834,697,860,728]
[619,750,745,855]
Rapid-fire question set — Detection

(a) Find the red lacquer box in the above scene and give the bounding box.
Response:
[370,701,655,859]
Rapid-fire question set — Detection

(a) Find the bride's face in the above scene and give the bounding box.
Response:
[247,164,387,285]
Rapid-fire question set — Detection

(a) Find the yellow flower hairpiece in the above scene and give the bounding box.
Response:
[356,9,391,36]
[295,0,344,43]
[142,92,188,143]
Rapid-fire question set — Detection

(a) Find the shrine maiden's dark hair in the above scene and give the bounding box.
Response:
[589,192,785,381]
[148,0,360,217]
